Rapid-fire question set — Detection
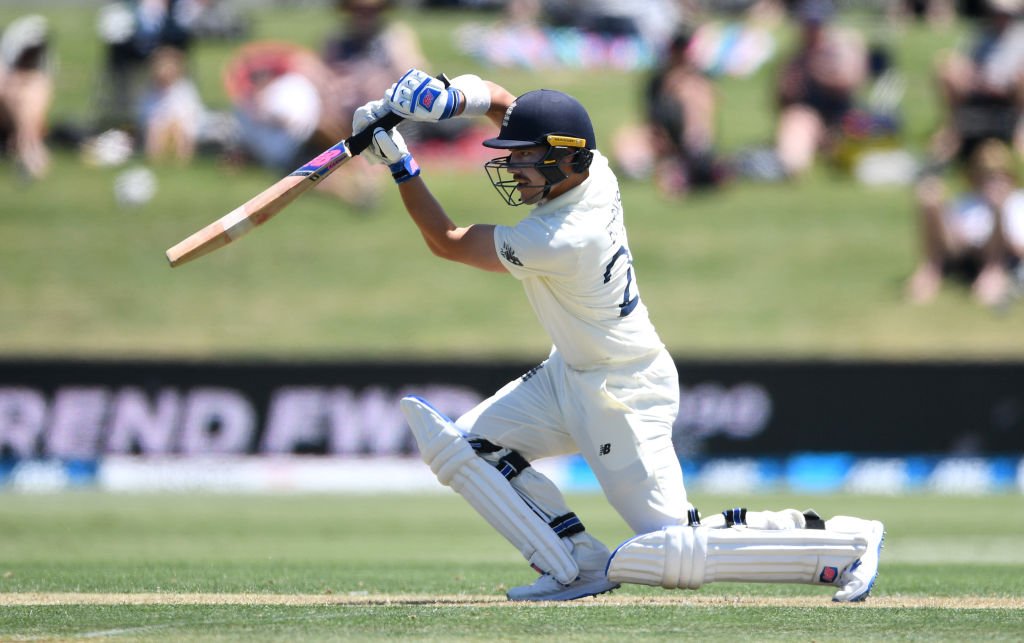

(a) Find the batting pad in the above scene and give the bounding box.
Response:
[400,396,579,585]
[606,525,867,589]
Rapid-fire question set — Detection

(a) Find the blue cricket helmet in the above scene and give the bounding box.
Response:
[482,89,597,206]
[483,89,597,150]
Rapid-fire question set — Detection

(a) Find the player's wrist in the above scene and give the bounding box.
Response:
[450,74,490,118]
[389,154,420,184]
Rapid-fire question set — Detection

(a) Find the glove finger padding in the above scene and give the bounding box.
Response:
[352,99,391,165]
[387,68,461,122]
[371,127,409,165]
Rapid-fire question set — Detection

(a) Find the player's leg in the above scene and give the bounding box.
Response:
[454,357,618,601]
[400,394,580,587]
[607,511,885,602]
[568,349,691,535]
[403,358,616,600]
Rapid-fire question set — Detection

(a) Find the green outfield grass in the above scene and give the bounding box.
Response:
[2,4,1023,361]
[0,491,1022,640]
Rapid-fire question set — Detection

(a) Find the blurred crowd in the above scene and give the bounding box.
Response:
[2,0,1023,305]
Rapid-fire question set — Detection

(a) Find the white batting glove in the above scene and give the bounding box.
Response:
[352,99,392,165]
[386,68,463,122]
[371,127,420,184]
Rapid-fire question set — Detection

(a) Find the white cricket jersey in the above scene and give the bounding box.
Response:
[493,151,665,370]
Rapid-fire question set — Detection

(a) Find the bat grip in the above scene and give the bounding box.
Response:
[345,73,451,156]
[347,111,404,155]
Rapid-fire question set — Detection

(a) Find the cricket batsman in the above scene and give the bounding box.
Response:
[351,69,884,602]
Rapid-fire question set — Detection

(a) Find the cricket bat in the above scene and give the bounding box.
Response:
[165,108,404,267]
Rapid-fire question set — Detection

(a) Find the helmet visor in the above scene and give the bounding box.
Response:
[484,155,553,207]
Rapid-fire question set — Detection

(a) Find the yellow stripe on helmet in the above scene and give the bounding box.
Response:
[546,135,587,148]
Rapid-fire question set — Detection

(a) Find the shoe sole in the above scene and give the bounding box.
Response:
[506,581,620,602]
[834,526,885,603]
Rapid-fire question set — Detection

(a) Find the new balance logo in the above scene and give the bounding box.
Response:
[598,443,611,456]
[501,242,523,266]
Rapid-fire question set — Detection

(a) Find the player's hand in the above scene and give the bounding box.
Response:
[352,99,395,165]
[369,126,409,165]
[373,126,420,184]
[386,68,462,122]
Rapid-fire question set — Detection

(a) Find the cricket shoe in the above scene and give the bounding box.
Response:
[832,520,885,602]
[506,568,619,602]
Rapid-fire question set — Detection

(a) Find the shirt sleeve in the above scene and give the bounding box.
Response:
[494,217,579,280]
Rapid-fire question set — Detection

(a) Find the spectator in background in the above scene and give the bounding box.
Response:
[929,0,1024,166]
[613,30,726,196]
[95,0,195,133]
[317,0,425,144]
[222,41,326,172]
[313,0,426,207]
[773,0,869,177]
[137,45,204,164]
[907,138,1024,306]
[0,14,53,180]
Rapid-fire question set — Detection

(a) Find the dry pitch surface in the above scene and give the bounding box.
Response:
[1,593,1018,609]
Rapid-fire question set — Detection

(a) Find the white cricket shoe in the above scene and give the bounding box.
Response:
[506,569,619,602]
[832,520,885,602]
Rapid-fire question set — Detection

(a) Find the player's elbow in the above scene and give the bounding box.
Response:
[428,239,462,263]
[421,234,458,262]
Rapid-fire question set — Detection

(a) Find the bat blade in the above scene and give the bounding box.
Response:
[165,140,355,267]
[164,88,418,267]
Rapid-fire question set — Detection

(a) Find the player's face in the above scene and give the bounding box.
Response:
[507,146,551,205]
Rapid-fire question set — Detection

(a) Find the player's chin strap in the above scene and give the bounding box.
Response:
[400,396,581,585]
[606,507,870,590]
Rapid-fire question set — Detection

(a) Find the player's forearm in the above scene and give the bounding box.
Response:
[397,177,460,257]
[482,81,517,129]
[449,78,516,127]
[396,177,504,272]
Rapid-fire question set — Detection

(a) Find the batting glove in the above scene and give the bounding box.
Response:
[371,127,420,184]
[352,99,392,165]
[386,68,462,122]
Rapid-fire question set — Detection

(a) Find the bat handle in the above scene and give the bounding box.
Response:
[347,111,404,155]
[345,73,451,156]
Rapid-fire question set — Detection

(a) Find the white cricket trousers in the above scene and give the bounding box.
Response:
[454,348,690,535]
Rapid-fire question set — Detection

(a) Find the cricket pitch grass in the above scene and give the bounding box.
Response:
[1,491,1022,640]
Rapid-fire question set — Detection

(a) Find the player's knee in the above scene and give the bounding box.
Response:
[467,437,532,481]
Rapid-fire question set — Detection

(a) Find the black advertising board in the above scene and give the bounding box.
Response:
[0,359,1021,459]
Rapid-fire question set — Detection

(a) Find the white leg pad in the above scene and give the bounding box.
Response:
[701,509,807,530]
[400,396,579,585]
[607,525,867,589]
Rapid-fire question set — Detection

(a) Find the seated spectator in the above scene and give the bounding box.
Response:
[906,138,1024,306]
[0,14,53,180]
[222,41,326,172]
[317,0,425,143]
[773,0,869,177]
[613,30,727,196]
[138,45,204,163]
[95,0,195,133]
[930,0,1024,166]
